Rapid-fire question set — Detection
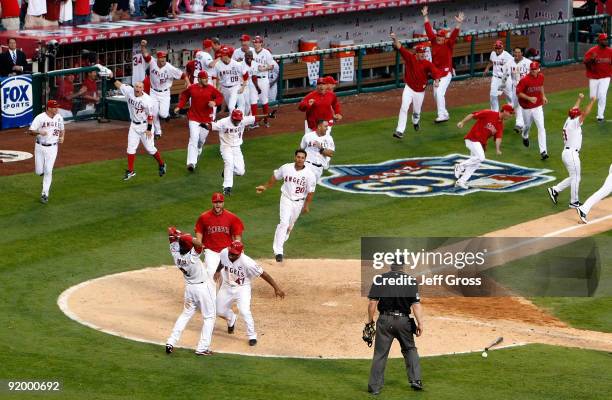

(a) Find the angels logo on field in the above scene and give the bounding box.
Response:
[320,154,554,197]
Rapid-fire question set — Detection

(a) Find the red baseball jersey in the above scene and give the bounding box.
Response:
[584,45,612,79]
[56,77,74,111]
[398,47,443,92]
[177,83,224,123]
[516,73,545,109]
[424,22,459,73]
[194,209,244,252]
[298,90,341,130]
[465,110,504,150]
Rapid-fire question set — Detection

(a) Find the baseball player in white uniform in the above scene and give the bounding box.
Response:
[577,163,612,223]
[508,47,531,132]
[252,36,275,124]
[241,51,260,120]
[268,58,280,102]
[300,119,335,182]
[231,34,255,62]
[165,227,216,356]
[132,40,148,85]
[211,46,249,113]
[114,80,167,180]
[214,241,285,346]
[144,49,188,139]
[547,94,595,208]
[28,100,65,204]
[256,149,317,262]
[483,40,514,112]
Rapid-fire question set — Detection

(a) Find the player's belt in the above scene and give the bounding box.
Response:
[222,84,237,88]
[306,160,323,168]
[283,194,305,202]
[36,140,56,147]
[131,120,144,125]
[382,311,409,317]
[493,74,504,79]
[565,147,580,153]
[153,88,169,92]
[257,75,269,79]
[187,281,206,285]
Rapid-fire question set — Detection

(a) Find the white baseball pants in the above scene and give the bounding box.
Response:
[257,76,270,105]
[522,106,547,154]
[216,283,257,340]
[433,71,452,120]
[220,144,245,188]
[581,163,612,215]
[511,84,525,128]
[268,80,278,102]
[126,124,158,155]
[490,76,513,112]
[273,195,304,256]
[245,83,259,112]
[187,120,210,167]
[589,77,610,120]
[553,148,581,204]
[221,85,243,113]
[457,139,485,185]
[306,162,324,183]
[396,84,424,134]
[35,143,58,197]
[203,249,221,279]
[150,89,170,135]
[166,282,216,353]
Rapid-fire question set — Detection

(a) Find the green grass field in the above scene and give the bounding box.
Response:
[1,88,611,399]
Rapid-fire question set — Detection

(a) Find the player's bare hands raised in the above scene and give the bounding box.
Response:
[421,6,428,16]
[455,12,465,24]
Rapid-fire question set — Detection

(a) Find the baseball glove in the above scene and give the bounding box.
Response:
[362,321,376,347]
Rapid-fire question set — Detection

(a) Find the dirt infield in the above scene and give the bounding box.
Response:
[1,64,587,177]
[58,198,612,359]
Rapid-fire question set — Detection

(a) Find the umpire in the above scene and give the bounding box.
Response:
[366,263,424,395]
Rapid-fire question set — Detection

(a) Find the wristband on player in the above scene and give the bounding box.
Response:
[319,147,325,154]
[147,124,152,131]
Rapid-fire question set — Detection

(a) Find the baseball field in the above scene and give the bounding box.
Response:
[1,69,612,398]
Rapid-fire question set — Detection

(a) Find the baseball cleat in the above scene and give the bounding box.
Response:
[250,123,260,130]
[454,164,464,179]
[522,137,530,147]
[264,121,270,128]
[393,131,404,139]
[187,164,195,172]
[513,126,523,134]
[577,207,588,224]
[434,117,449,124]
[568,201,582,209]
[159,163,167,177]
[275,254,283,262]
[597,118,604,123]
[223,187,232,196]
[123,170,136,181]
[410,380,424,391]
[454,181,469,190]
[40,194,48,204]
[165,344,173,354]
[195,349,213,356]
[540,151,549,160]
[228,314,237,334]
[249,339,257,346]
[547,187,558,205]
[413,123,420,131]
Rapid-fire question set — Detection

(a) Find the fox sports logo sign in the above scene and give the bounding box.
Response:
[320,154,555,197]
[2,76,33,118]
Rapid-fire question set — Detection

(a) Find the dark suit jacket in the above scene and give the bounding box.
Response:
[0,49,29,77]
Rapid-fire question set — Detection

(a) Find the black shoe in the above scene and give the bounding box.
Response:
[228,324,235,334]
[367,388,381,395]
[522,137,530,147]
[413,123,420,131]
[410,380,424,391]
[275,254,283,262]
[569,201,582,209]
[393,131,404,139]
[514,126,523,134]
[159,163,167,177]
[123,170,136,181]
[187,164,195,172]
[249,339,257,346]
[547,187,558,205]
[195,349,213,356]
[223,187,232,196]
[40,194,48,204]
[540,151,549,160]
[165,344,173,354]
[577,207,588,224]
[434,118,449,124]
[597,118,604,123]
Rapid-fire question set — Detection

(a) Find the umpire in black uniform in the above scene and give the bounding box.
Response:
[367,263,424,395]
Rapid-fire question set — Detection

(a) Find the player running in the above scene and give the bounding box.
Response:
[584,33,612,123]
[483,40,514,112]
[577,163,612,223]
[300,119,335,183]
[516,61,549,160]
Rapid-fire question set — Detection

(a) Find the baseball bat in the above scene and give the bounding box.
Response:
[484,336,503,351]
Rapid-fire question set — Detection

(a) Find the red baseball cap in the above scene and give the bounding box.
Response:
[530,61,540,70]
[324,76,337,84]
[231,109,244,121]
[568,107,581,119]
[316,77,326,85]
[598,33,608,42]
[218,46,230,56]
[211,192,225,203]
[240,34,251,42]
[253,35,263,43]
[415,45,427,53]
[198,70,208,79]
[228,240,244,255]
[494,40,504,49]
[178,234,193,251]
[47,99,59,108]
[501,104,515,114]
[156,51,167,58]
[203,39,213,49]
[437,29,448,37]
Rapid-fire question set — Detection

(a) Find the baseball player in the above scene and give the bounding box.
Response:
[174,71,224,172]
[232,34,255,62]
[214,241,285,346]
[27,100,65,204]
[300,119,335,183]
[268,58,280,102]
[252,36,275,126]
[390,32,442,138]
[210,46,249,113]
[241,50,261,123]
[516,61,549,160]
[577,163,612,223]
[298,77,342,135]
[193,192,244,278]
[454,104,515,189]
[507,47,532,133]
[165,227,216,356]
[584,33,612,122]
[483,40,514,112]
[256,149,317,262]
[114,80,166,181]
[143,48,189,139]
[422,5,464,123]
[547,94,595,208]
[132,40,148,85]
[186,40,215,85]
